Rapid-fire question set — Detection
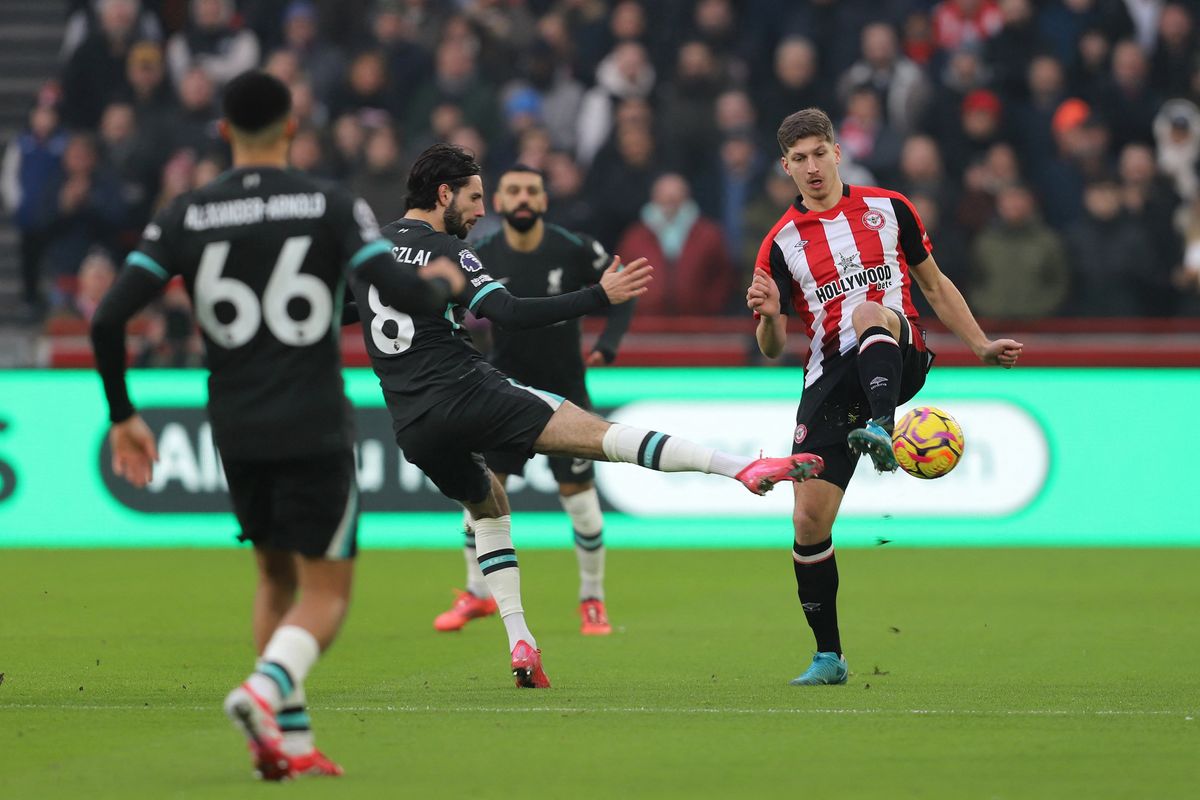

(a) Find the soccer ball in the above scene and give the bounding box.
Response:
[891,406,964,479]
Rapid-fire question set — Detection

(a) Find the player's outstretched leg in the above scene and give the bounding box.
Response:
[847,303,903,472]
[533,403,824,495]
[433,509,497,632]
[788,478,850,686]
[560,481,610,635]
[464,473,550,688]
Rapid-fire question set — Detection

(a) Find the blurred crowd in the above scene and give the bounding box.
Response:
[4,0,1200,340]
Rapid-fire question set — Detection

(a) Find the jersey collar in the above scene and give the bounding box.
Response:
[793,183,852,214]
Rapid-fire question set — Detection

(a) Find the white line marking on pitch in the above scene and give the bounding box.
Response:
[1,704,1191,718]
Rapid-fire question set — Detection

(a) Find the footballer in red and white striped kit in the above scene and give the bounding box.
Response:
[746,108,1024,686]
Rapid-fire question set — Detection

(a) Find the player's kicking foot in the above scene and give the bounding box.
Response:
[511,640,551,688]
[289,748,344,777]
[224,684,292,781]
[789,652,849,686]
[580,598,612,636]
[433,589,498,631]
[735,454,825,495]
[847,417,898,473]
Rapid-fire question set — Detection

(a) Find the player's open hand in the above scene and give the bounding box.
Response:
[746,268,780,317]
[979,338,1024,369]
[419,255,467,294]
[599,256,652,304]
[110,414,159,489]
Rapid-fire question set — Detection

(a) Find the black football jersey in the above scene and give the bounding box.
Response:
[473,224,610,389]
[129,167,392,458]
[350,218,504,428]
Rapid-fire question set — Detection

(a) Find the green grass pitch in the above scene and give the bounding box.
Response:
[2,548,1197,799]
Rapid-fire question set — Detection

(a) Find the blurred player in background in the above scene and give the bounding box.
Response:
[746,108,1023,686]
[90,71,463,780]
[353,143,824,689]
[433,164,634,637]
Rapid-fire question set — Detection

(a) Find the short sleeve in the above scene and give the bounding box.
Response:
[755,235,794,316]
[125,200,184,281]
[891,195,933,266]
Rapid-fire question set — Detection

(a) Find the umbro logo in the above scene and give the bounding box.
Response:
[869,377,888,390]
[794,239,808,251]
[801,602,822,612]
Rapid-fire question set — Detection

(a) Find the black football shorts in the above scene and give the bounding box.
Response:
[224,448,358,559]
[393,368,563,503]
[484,378,595,484]
[791,310,934,490]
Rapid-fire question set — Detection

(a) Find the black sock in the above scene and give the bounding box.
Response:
[792,539,841,655]
[857,325,901,425]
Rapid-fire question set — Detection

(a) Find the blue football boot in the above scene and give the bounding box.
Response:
[847,416,898,473]
[789,651,849,686]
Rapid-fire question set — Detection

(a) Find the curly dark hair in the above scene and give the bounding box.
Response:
[404,143,483,211]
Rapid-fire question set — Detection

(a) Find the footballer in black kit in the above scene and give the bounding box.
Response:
[91,71,464,780]
[474,220,632,484]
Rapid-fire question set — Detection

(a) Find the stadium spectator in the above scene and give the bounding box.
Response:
[576,41,656,166]
[31,134,127,310]
[923,46,990,145]
[659,41,726,171]
[288,75,328,129]
[510,39,585,153]
[404,37,500,144]
[943,88,1007,178]
[171,67,222,159]
[1096,39,1160,151]
[98,101,159,227]
[133,283,204,368]
[1032,97,1094,226]
[166,0,261,93]
[1153,99,1200,201]
[288,126,327,176]
[909,190,972,317]
[838,86,904,186]
[69,249,117,323]
[1069,26,1114,102]
[349,125,406,222]
[584,120,658,248]
[329,50,400,124]
[1,96,68,317]
[152,149,197,212]
[983,0,1040,100]
[364,0,434,92]
[740,161,797,272]
[1065,175,1161,315]
[615,173,735,315]
[122,41,176,126]
[1151,3,1196,98]
[543,150,598,235]
[327,113,366,180]
[895,134,959,220]
[1119,141,1185,314]
[755,37,831,149]
[837,22,932,135]
[969,182,1069,318]
[1011,55,1069,174]
[278,1,345,108]
[62,0,162,60]
[61,0,141,129]
[932,0,1005,52]
[701,131,766,260]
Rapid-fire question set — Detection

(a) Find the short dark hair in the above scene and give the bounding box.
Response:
[222,70,291,134]
[497,163,545,183]
[776,107,835,153]
[405,143,483,211]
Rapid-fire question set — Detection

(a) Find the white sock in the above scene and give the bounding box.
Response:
[562,489,605,601]
[473,515,536,650]
[276,681,314,756]
[601,424,752,478]
[247,625,320,709]
[461,509,489,598]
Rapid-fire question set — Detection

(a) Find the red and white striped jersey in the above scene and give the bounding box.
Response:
[756,184,932,387]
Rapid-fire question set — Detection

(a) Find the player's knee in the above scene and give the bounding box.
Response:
[850,301,889,330]
[792,509,832,545]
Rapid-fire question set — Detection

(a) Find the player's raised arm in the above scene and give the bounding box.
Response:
[909,255,1023,368]
[474,256,651,331]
